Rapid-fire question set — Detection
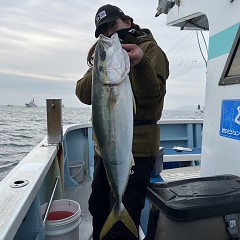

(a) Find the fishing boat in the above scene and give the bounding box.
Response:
[0,0,239,239]
[25,98,37,108]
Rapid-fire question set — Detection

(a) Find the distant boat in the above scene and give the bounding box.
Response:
[25,98,37,108]
[6,104,13,107]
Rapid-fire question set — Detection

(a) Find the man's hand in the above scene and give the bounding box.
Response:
[122,44,144,67]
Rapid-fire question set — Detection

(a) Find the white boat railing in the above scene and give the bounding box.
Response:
[0,137,59,240]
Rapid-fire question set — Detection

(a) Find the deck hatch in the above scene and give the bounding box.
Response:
[219,26,240,85]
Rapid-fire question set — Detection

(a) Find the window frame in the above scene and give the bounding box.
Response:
[219,26,240,86]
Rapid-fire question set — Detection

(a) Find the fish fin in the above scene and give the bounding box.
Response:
[131,153,135,166]
[132,95,136,114]
[92,128,103,157]
[99,206,119,240]
[120,204,138,238]
[99,203,138,239]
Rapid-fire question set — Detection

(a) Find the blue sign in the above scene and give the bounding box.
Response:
[220,99,240,140]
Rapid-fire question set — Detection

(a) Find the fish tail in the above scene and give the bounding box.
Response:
[120,203,138,237]
[99,203,138,239]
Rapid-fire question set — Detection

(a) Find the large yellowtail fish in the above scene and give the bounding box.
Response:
[92,33,138,239]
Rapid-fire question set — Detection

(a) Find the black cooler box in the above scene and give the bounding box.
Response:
[146,174,240,240]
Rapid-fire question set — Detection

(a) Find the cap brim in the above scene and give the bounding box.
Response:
[95,16,119,38]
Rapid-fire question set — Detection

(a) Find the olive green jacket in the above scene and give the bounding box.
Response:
[76,30,169,157]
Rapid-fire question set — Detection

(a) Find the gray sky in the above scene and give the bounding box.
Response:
[0,0,208,110]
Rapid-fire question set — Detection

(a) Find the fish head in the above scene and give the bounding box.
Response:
[94,33,130,85]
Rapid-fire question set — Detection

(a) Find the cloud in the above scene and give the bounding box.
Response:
[0,73,82,107]
[0,0,208,109]
[0,68,75,81]
[0,0,94,77]
[165,67,206,109]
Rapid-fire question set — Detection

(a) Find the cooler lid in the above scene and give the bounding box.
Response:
[147,174,240,221]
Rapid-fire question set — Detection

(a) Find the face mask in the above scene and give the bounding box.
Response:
[116,28,136,42]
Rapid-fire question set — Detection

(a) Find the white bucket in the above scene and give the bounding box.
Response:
[69,161,84,183]
[41,199,81,240]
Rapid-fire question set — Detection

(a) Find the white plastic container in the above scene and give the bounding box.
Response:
[41,199,81,240]
[69,161,84,183]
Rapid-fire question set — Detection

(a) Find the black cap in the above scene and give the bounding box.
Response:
[95,4,125,38]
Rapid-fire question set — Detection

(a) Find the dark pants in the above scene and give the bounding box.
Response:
[89,154,155,240]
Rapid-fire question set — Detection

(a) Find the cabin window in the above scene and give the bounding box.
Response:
[219,27,240,85]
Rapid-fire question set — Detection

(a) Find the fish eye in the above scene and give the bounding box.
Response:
[100,51,106,60]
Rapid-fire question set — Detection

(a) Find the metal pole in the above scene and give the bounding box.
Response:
[42,177,59,224]
[46,99,62,145]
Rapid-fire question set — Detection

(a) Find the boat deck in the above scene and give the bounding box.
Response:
[64,176,146,240]
[64,177,93,240]
[64,165,200,240]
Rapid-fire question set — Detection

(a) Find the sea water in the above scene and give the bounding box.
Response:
[0,105,203,181]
